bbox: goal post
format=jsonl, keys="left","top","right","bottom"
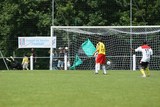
{"left": 50, "top": 26, "right": 160, "bottom": 70}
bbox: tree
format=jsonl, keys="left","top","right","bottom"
{"left": 0, "top": 0, "right": 160, "bottom": 69}
{"left": 0, "top": 0, "right": 52, "bottom": 56}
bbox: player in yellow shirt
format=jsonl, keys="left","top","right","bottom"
{"left": 93, "top": 37, "right": 107, "bottom": 74}
{"left": 22, "top": 54, "right": 29, "bottom": 70}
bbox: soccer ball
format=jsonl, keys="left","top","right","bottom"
{"left": 107, "top": 61, "right": 111, "bottom": 65}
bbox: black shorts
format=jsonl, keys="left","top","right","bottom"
{"left": 140, "top": 62, "right": 149, "bottom": 69}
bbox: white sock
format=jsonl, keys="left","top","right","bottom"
{"left": 102, "top": 65, "right": 107, "bottom": 74}
{"left": 95, "top": 63, "right": 99, "bottom": 73}
{"left": 97, "top": 63, "right": 100, "bottom": 70}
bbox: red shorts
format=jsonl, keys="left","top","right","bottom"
{"left": 96, "top": 54, "right": 106, "bottom": 64}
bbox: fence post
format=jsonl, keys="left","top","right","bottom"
{"left": 64, "top": 54, "right": 67, "bottom": 70}
{"left": 30, "top": 55, "right": 33, "bottom": 70}
{"left": 133, "top": 54, "right": 136, "bottom": 71}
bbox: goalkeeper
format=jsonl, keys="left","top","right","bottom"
{"left": 93, "top": 37, "right": 107, "bottom": 75}
{"left": 133, "top": 41, "right": 153, "bottom": 77}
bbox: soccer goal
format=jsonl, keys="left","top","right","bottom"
{"left": 51, "top": 26, "right": 160, "bottom": 70}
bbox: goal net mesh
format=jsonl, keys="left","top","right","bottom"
{"left": 52, "top": 26, "right": 160, "bottom": 70}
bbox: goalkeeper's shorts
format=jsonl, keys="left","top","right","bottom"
{"left": 96, "top": 54, "right": 106, "bottom": 64}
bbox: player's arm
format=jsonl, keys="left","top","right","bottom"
{"left": 130, "top": 48, "right": 136, "bottom": 54}
{"left": 93, "top": 43, "right": 99, "bottom": 56}
{"left": 131, "top": 47, "right": 141, "bottom": 53}
{"left": 93, "top": 50, "right": 98, "bottom": 57}
{"left": 130, "top": 48, "right": 134, "bottom": 51}
{"left": 131, "top": 47, "right": 141, "bottom": 54}
{"left": 6, "top": 58, "right": 11, "bottom": 62}
{"left": 150, "top": 48, "right": 153, "bottom": 56}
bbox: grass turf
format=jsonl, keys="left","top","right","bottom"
{"left": 0, "top": 70, "right": 160, "bottom": 107}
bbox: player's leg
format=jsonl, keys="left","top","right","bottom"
{"left": 100, "top": 55, "right": 107, "bottom": 75}
{"left": 145, "top": 62, "right": 150, "bottom": 77}
{"left": 140, "top": 69, "right": 146, "bottom": 77}
{"left": 10, "top": 56, "right": 14, "bottom": 61}
{"left": 57, "top": 60, "right": 60, "bottom": 70}
{"left": 95, "top": 63, "right": 100, "bottom": 74}
{"left": 25, "top": 63, "right": 29, "bottom": 70}
{"left": 22, "top": 64, "right": 25, "bottom": 70}
{"left": 95, "top": 54, "right": 100, "bottom": 74}
{"left": 61, "top": 61, "right": 64, "bottom": 70}
{"left": 140, "top": 62, "right": 146, "bottom": 77}
{"left": 52, "top": 61, "right": 56, "bottom": 70}
{"left": 6, "top": 58, "right": 11, "bottom": 62}
{"left": 102, "top": 64, "right": 107, "bottom": 75}
{"left": 145, "top": 67, "right": 150, "bottom": 77}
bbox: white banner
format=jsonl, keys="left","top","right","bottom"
{"left": 18, "top": 37, "right": 56, "bottom": 48}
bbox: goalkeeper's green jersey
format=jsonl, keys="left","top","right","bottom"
{"left": 96, "top": 42, "right": 106, "bottom": 55}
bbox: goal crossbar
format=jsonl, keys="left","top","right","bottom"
{"left": 51, "top": 25, "right": 160, "bottom": 29}
{"left": 51, "top": 26, "right": 160, "bottom": 35}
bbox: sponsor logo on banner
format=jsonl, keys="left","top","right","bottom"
{"left": 18, "top": 37, "right": 56, "bottom": 48}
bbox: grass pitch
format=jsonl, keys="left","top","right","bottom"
{"left": 0, "top": 70, "right": 160, "bottom": 107}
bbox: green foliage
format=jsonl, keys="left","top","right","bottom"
{"left": 0, "top": 0, "right": 160, "bottom": 57}
{"left": 0, "top": 0, "right": 51, "bottom": 56}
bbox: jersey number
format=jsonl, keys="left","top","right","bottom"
{"left": 145, "top": 49, "right": 150, "bottom": 57}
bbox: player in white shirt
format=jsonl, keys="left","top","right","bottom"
{"left": 134, "top": 41, "right": 153, "bottom": 77}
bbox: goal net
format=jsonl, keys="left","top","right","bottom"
{"left": 51, "top": 26, "right": 160, "bottom": 70}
